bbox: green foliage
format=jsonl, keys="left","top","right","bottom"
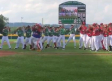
{"left": 0, "top": 14, "right": 9, "bottom": 33}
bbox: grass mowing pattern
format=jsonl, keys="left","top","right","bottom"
{"left": 0, "top": 40, "right": 112, "bottom": 81}
{"left": 0, "top": 55, "right": 112, "bottom": 81}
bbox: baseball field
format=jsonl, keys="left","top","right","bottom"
{"left": 0, "top": 39, "right": 112, "bottom": 81}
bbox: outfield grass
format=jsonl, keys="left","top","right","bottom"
{"left": 0, "top": 40, "right": 112, "bottom": 81}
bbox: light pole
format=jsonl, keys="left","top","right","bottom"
{"left": 42, "top": 18, "right": 44, "bottom": 27}
{"left": 21, "top": 17, "right": 23, "bottom": 27}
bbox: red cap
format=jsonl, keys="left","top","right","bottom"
{"left": 82, "top": 22, "right": 86, "bottom": 25}
{"left": 100, "top": 23, "right": 103, "bottom": 25}
{"left": 109, "top": 23, "right": 112, "bottom": 25}
{"left": 93, "top": 23, "right": 96, "bottom": 26}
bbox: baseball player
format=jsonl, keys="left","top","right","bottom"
{"left": 108, "top": 23, "right": 112, "bottom": 51}
{"left": 30, "top": 25, "right": 42, "bottom": 51}
{"left": 99, "top": 23, "right": 106, "bottom": 50}
{"left": 85, "top": 25, "right": 93, "bottom": 50}
{"left": 57, "top": 25, "right": 66, "bottom": 50}
{"left": 15, "top": 27, "right": 25, "bottom": 49}
{"left": 99, "top": 23, "right": 104, "bottom": 49}
{"left": 42, "top": 26, "right": 49, "bottom": 47}
{"left": 79, "top": 22, "right": 87, "bottom": 49}
{"left": 66, "top": 25, "right": 77, "bottom": 48}
{"left": 24, "top": 26, "right": 32, "bottom": 49}
{"left": 0, "top": 27, "right": 11, "bottom": 49}
{"left": 102, "top": 25, "right": 109, "bottom": 51}
{"left": 91, "top": 23, "right": 100, "bottom": 52}
{"left": 45, "top": 26, "right": 54, "bottom": 48}
{"left": 53, "top": 27, "right": 60, "bottom": 48}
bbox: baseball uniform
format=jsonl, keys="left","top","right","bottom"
{"left": 0, "top": 28, "right": 11, "bottom": 49}
{"left": 91, "top": 27, "right": 100, "bottom": 51}
{"left": 108, "top": 27, "right": 112, "bottom": 51}
{"left": 103, "top": 27, "right": 109, "bottom": 51}
{"left": 45, "top": 28, "right": 54, "bottom": 48}
{"left": 85, "top": 28, "right": 92, "bottom": 49}
{"left": 58, "top": 28, "right": 66, "bottom": 49}
{"left": 42, "top": 28, "right": 49, "bottom": 45}
{"left": 24, "top": 29, "right": 32, "bottom": 46}
{"left": 66, "top": 27, "right": 76, "bottom": 48}
{"left": 79, "top": 25, "right": 87, "bottom": 49}
{"left": 15, "top": 29, "right": 24, "bottom": 49}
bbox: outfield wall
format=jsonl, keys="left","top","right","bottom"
{"left": 0, "top": 34, "right": 80, "bottom": 39}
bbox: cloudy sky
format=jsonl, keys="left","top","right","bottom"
{"left": 0, "top": 0, "right": 112, "bottom": 24}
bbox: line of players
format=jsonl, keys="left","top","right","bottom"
{"left": 0, "top": 23, "right": 112, "bottom": 52}
{"left": 79, "top": 23, "right": 112, "bottom": 52}
{"left": 0, "top": 24, "right": 77, "bottom": 51}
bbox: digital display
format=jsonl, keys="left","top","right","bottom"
{"left": 59, "top": 1, "right": 86, "bottom": 24}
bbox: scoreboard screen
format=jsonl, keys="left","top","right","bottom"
{"left": 59, "top": 1, "right": 86, "bottom": 24}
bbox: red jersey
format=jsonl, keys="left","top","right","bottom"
{"left": 100, "top": 26, "right": 103, "bottom": 34}
{"left": 80, "top": 26, "right": 87, "bottom": 34}
{"left": 108, "top": 27, "right": 112, "bottom": 35}
{"left": 92, "top": 27, "right": 100, "bottom": 36}
{"left": 103, "top": 28, "right": 109, "bottom": 37}
{"left": 86, "top": 29, "right": 92, "bottom": 37}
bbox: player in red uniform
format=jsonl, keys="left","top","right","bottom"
{"left": 91, "top": 23, "right": 100, "bottom": 52}
{"left": 85, "top": 25, "right": 93, "bottom": 50}
{"left": 108, "top": 23, "right": 112, "bottom": 51}
{"left": 79, "top": 22, "right": 87, "bottom": 49}
{"left": 99, "top": 23, "right": 105, "bottom": 50}
{"left": 102, "top": 24, "right": 109, "bottom": 51}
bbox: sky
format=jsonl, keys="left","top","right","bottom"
{"left": 0, "top": 0, "right": 112, "bottom": 24}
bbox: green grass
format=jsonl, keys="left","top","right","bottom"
{"left": 0, "top": 39, "right": 111, "bottom": 54}
{"left": 0, "top": 40, "right": 112, "bottom": 81}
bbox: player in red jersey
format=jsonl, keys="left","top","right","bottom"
{"left": 108, "top": 23, "right": 112, "bottom": 51}
{"left": 102, "top": 24, "right": 109, "bottom": 51}
{"left": 91, "top": 23, "right": 100, "bottom": 52}
{"left": 78, "top": 22, "right": 87, "bottom": 49}
{"left": 85, "top": 25, "right": 93, "bottom": 50}
{"left": 99, "top": 23, "right": 105, "bottom": 50}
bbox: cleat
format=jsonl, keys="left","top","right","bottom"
{"left": 30, "top": 45, "right": 32, "bottom": 50}
{"left": 95, "top": 50, "right": 99, "bottom": 52}
{"left": 32, "top": 48, "right": 35, "bottom": 50}
{"left": 84, "top": 48, "right": 86, "bottom": 50}
{"left": 37, "top": 48, "right": 41, "bottom": 52}
{"left": 15, "top": 47, "right": 19, "bottom": 49}
{"left": 62, "top": 48, "right": 65, "bottom": 50}
{"left": 24, "top": 45, "right": 26, "bottom": 49}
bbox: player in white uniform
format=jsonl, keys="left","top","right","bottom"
{"left": 78, "top": 22, "right": 87, "bottom": 49}
{"left": 45, "top": 27, "right": 54, "bottom": 48}
{"left": 24, "top": 26, "right": 32, "bottom": 49}
{"left": 42, "top": 26, "right": 49, "bottom": 48}
{"left": 57, "top": 25, "right": 66, "bottom": 50}
{"left": 66, "top": 25, "right": 77, "bottom": 48}
{"left": 15, "top": 27, "right": 25, "bottom": 49}
{"left": 0, "top": 27, "right": 11, "bottom": 49}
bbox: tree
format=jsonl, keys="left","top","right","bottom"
{"left": 0, "top": 14, "right": 9, "bottom": 33}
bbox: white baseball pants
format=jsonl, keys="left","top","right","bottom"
{"left": 0, "top": 36, "right": 11, "bottom": 48}
{"left": 66, "top": 34, "right": 76, "bottom": 47}
{"left": 15, "top": 36, "right": 24, "bottom": 49}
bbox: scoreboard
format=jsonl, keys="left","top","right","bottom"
{"left": 59, "top": 1, "right": 86, "bottom": 24}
